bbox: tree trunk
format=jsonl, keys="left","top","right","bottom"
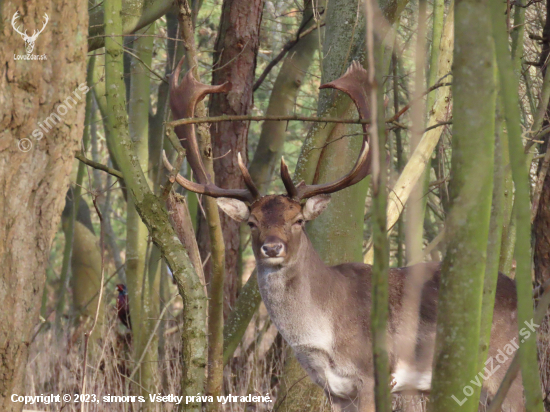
{"left": 175, "top": 1, "right": 227, "bottom": 403}
{"left": 248, "top": 0, "right": 317, "bottom": 194}
{"left": 88, "top": 0, "right": 174, "bottom": 51}
{"left": 429, "top": 0, "right": 496, "bottom": 410}
{"left": 533, "top": 0, "right": 550, "bottom": 285}
{"left": 201, "top": 0, "right": 264, "bottom": 316}
{"left": 0, "top": 1, "right": 88, "bottom": 410}
{"left": 103, "top": 0, "right": 207, "bottom": 408}
{"left": 125, "top": 27, "right": 160, "bottom": 403}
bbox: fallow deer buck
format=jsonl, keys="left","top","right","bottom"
{"left": 165, "top": 58, "right": 523, "bottom": 411}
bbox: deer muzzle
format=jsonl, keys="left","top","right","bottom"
{"left": 260, "top": 236, "right": 286, "bottom": 259}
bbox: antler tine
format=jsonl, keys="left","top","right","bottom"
{"left": 163, "top": 151, "right": 256, "bottom": 202}
{"left": 237, "top": 153, "right": 260, "bottom": 200}
{"left": 168, "top": 57, "right": 259, "bottom": 203}
{"left": 292, "top": 61, "right": 372, "bottom": 200}
{"left": 280, "top": 157, "right": 298, "bottom": 199}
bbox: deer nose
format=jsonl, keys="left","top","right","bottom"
{"left": 261, "top": 242, "right": 284, "bottom": 258}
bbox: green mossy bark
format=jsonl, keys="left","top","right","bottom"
{"left": 126, "top": 29, "right": 160, "bottom": 404}
{"left": 475, "top": 108, "right": 504, "bottom": 403}
{"left": 222, "top": 273, "right": 262, "bottom": 365}
{"left": 369, "top": 18, "right": 391, "bottom": 412}
{"left": 491, "top": 0, "right": 544, "bottom": 409}
{"left": 175, "top": 3, "right": 227, "bottom": 404}
{"left": 89, "top": 0, "right": 174, "bottom": 51}
{"left": 104, "top": 1, "right": 207, "bottom": 409}
{"left": 248, "top": 1, "right": 318, "bottom": 194}
{"left": 429, "top": 0, "right": 496, "bottom": 411}
{"left": 498, "top": 133, "right": 515, "bottom": 275}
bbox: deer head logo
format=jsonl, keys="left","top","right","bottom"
{"left": 11, "top": 11, "right": 49, "bottom": 55}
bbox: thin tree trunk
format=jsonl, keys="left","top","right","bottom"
{"left": 0, "top": 2, "right": 88, "bottom": 410}
{"left": 104, "top": 1, "right": 207, "bottom": 408}
{"left": 429, "top": 0, "right": 496, "bottom": 410}
{"left": 492, "top": 0, "right": 544, "bottom": 409}
{"left": 475, "top": 114, "right": 504, "bottom": 402}
{"left": 499, "top": 133, "right": 515, "bottom": 275}
{"left": 248, "top": 0, "right": 317, "bottom": 194}
{"left": 202, "top": 0, "right": 264, "bottom": 317}
{"left": 533, "top": 0, "right": 550, "bottom": 285}
{"left": 364, "top": 2, "right": 454, "bottom": 264}
{"left": 367, "top": 0, "right": 391, "bottom": 409}
{"left": 175, "top": 1, "right": 227, "bottom": 404}
{"left": 125, "top": 28, "right": 160, "bottom": 403}
{"left": 89, "top": 0, "right": 174, "bottom": 51}
{"left": 56, "top": 57, "right": 96, "bottom": 330}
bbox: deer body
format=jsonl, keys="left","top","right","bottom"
{"left": 166, "top": 59, "right": 524, "bottom": 411}
{"left": 256, "top": 221, "right": 521, "bottom": 411}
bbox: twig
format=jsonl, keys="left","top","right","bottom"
{"left": 75, "top": 151, "right": 124, "bottom": 179}
{"left": 88, "top": 32, "right": 186, "bottom": 44}
{"left": 161, "top": 150, "right": 185, "bottom": 200}
{"left": 168, "top": 114, "right": 373, "bottom": 127}
{"left": 88, "top": 1, "right": 104, "bottom": 12}
{"left": 167, "top": 89, "right": 451, "bottom": 128}
{"left": 424, "top": 120, "right": 452, "bottom": 132}
{"left": 123, "top": 46, "right": 168, "bottom": 84}
{"left": 386, "top": 81, "right": 452, "bottom": 123}
{"left": 253, "top": 21, "right": 325, "bottom": 91}
{"left": 211, "top": 40, "right": 250, "bottom": 73}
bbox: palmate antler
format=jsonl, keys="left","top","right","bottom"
{"left": 165, "top": 57, "right": 260, "bottom": 203}
{"left": 281, "top": 61, "right": 372, "bottom": 200}
{"left": 166, "top": 59, "right": 371, "bottom": 203}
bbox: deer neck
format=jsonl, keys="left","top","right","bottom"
{"left": 255, "top": 231, "right": 333, "bottom": 349}
{"left": 256, "top": 230, "right": 327, "bottom": 289}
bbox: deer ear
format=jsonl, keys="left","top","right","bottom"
{"left": 302, "top": 195, "right": 331, "bottom": 221}
{"left": 216, "top": 198, "right": 250, "bottom": 222}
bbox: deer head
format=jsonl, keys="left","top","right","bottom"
{"left": 12, "top": 11, "right": 49, "bottom": 55}
{"left": 164, "top": 58, "right": 371, "bottom": 267}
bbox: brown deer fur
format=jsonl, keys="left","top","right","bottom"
{"left": 217, "top": 194, "right": 523, "bottom": 412}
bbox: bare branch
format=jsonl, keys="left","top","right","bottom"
{"left": 75, "top": 151, "right": 124, "bottom": 179}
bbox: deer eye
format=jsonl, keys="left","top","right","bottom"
{"left": 247, "top": 221, "right": 257, "bottom": 229}
{"left": 294, "top": 219, "right": 305, "bottom": 226}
